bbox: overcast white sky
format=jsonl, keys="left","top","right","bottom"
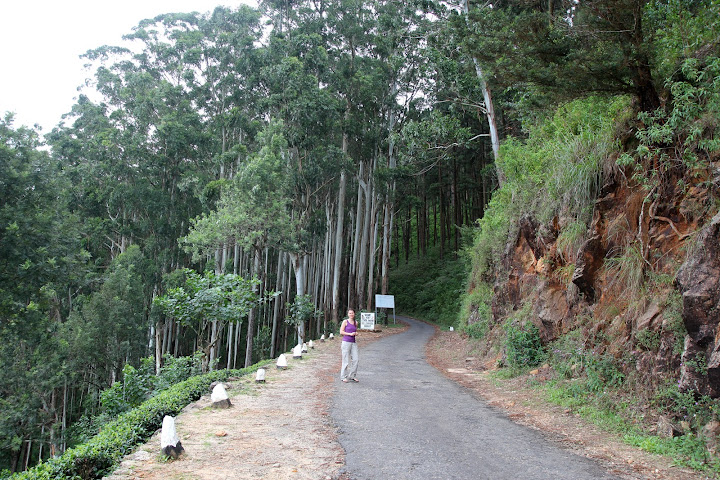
{"left": 0, "top": 1, "right": 256, "bottom": 136}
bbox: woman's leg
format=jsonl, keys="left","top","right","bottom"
{"left": 340, "top": 341, "right": 351, "bottom": 380}
{"left": 348, "top": 342, "right": 359, "bottom": 380}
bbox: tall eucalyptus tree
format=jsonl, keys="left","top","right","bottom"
{"left": 183, "top": 120, "right": 306, "bottom": 358}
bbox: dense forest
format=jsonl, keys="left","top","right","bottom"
{"left": 1, "top": 0, "right": 719, "bottom": 476}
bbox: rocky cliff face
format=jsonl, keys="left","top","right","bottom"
{"left": 676, "top": 212, "right": 720, "bottom": 397}
{"left": 490, "top": 164, "right": 720, "bottom": 397}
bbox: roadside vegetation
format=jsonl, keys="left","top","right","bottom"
{"left": 388, "top": 246, "right": 467, "bottom": 327}
{"left": 7, "top": 360, "right": 269, "bottom": 480}
{"left": 396, "top": 41, "right": 720, "bottom": 474}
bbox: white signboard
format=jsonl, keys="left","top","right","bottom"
{"left": 360, "top": 312, "right": 375, "bottom": 330}
{"left": 375, "top": 295, "right": 395, "bottom": 309}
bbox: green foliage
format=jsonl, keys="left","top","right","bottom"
{"left": 462, "top": 0, "right": 663, "bottom": 113}
{"left": 286, "top": 294, "right": 319, "bottom": 327}
{"left": 464, "top": 320, "right": 489, "bottom": 341}
{"left": 543, "top": 375, "right": 720, "bottom": 476}
{"left": 459, "top": 282, "right": 493, "bottom": 339}
{"left": 66, "top": 352, "right": 209, "bottom": 449}
{"left": 469, "top": 96, "right": 628, "bottom": 284}
{"left": 661, "top": 290, "right": 687, "bottom": 355}
{"left": 154, "top": 352, "right": 205, "bottom": 391}
{"left": 396, "top": 110, "right": 474, "bottom": 174}
{"left": 63, "top": 246, "right": 151, "bottom": 388}
{"left": 625, "top": 52, "right": 720, "bottom": 196}
{"left": 98, "top": 352, "right": 211, "bottom": 420}
{"left": 253, "top": 325, "right": 273, "bottom": 363}
{"left": 635, "top": 329, "right": 661, "bottom": 351}
{"left": 625, "top": 433, "right": 720, "bottom": 474}
{"left": 604, "top": 242, "right": 647, "bottom": 294}
{"left": 654, "top": 382, "right": 719, "bottom": 430}
{"left": 556, "top": 221, "right": 587, "bottom": 263}
{"left": 547, "top": 330, "right": 586, "bottom": 380}
{"left": 547, "top": 329, "right": 625, "bottom": 391}
{"left": 0, "top": 116, "right": 91, "bottom": 471}
{"left": 8, "top": 363, "right": 268, "bottom": 480}
{"left": 503, "top": 305, "right": 545, "bottom": 370}
{"left": 100, "top": 361, "right": 155, "bottom": 418}
{"left": 646, "top": 0, "right": 720, "bottom": 82}
{"left": 388, "top": 245, "right": 467, "bottom": 326}
{"left": 583, "top": 354, "right": 626, "bottom": 393}
{"left": 630, "top": 380, "right": 720, "bottom": 474}
{"left": 155, "top": 268, "right": 260, "bottom": 341}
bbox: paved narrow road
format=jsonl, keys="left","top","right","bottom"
{"left": 331, "top": 316, "right": 621, "bottom": 480}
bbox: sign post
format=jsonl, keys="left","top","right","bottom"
{"left": 360, "top": 312, "right": 375, "bottom": 330}
{"left": 374, "top": 294, "right": 396, "bottom": 324}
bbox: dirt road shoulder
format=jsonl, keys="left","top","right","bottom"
{"left": 105, "top": 326, "right": 405, "bottom": 480}
{"left": 425, "top": 328, "right": 709, "bottom": 480}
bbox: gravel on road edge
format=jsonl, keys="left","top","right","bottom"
{"left": 425, "top": 326, "right": 711, "bottom": 480}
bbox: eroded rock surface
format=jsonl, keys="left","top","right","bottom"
{"left": 676, "top": 212, "right": 720, "bottom": 397}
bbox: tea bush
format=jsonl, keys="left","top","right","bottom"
{"left": 11, "top": 363, "right": 268, "bottom": 480}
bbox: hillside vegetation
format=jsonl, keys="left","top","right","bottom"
{"left": 448, "top": 21, "right": 720, "bottom": 480}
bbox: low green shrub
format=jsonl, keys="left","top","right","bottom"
{"left": 547, "top": 329, "right": 586, "bottom": 379}
{"left": 660, "top": 290, "right": 687, "bottom": 355}
{"left": 543, "top": 378, "right": 720, "bottom": 476}
{"left": 604, "top": 242, "right": 646, "bottom": 296}
{"left": 464, "top": 320, "right": 489, "bottom": 340}
{"left": 155, "top": 352, "right": 206, "bottom": 391}
{"left": 653, "top": 381, "right": 720, "bottom": 432}
{"left": 625, "top": 432, "right": 720, "bottom": 474}
{"left": 10, "top": 363, "right": 269, "bottom": 480}
{"left": 584, "top": 354, "right": 625, "bottom": 392}
{"left": 547, "top": 330, "right": 625, "bottom": 391}
{"left": 100, "top": 360, "right": 155, "bottom": 417}
{"left": 635, "top": 328, "right": 661, "bottom": 351}
{"left": 458, "top": 281, "right": 493, "bottom": 338}
{"left": 556, "top": 221, "right": 586, "bottom": 263}
{"left": 504, "top": 309, "right": 545, "bottom": 370}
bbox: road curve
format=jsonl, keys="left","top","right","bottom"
{"left": 331, "top": 316, "right": 621, "bottom": 480}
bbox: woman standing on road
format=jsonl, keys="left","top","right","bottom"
{"left": 340, "top": 308, "right": 359, "bottom": 383}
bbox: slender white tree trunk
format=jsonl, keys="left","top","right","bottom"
{"left": 350, "top": 162, "right": 364, "bottom": 307}
{"left": 270, "top": 251, "right": 284, "bottom": 357}
{"left": 460, "top": 0, "right": 503, "bottom": 185}
{"left": 244, "top": 245, "right": 262, "bottom": 367}
{"left": 322, "top": 205, "right": 332, "bottom": 331}
{"left": 209, "top": 319, "right": 218, "bottom": 370}
{"left": 62, "top": 379, "right": 68, "bottom": 453}
{"left": 289, "top": 252, "right": 306, "bottom": 345}
{"left": 357, "top": 166, "right": 372, "bottom": 310}
{"left": 381, "top": 200, "right": 394, "bottom": 295}
{"left": 226, "top": 322, "right": 233, "bottom": 369}
{"left": 382, "top": 88, "right": 398, "bottom": 295}
{"left": 173, "top": 322, "right": 180, "bottom": 356}
{"left": 154, "top": 321, "right": 162, "bottom": 374}
{"left": 367, "top": 201, "right": 380, "bottom": 309}
{"left": 233, "top": 320, "right": 242, "bottom": 369}
{"left": 332, "top": 170, "right": 347, "bottom": 322}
